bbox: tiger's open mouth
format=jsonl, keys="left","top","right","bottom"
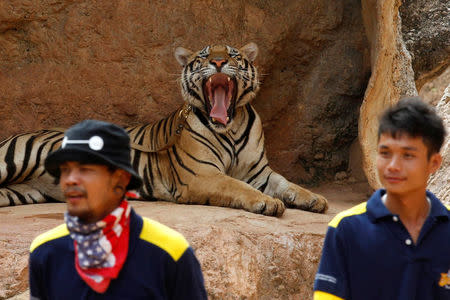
{"left": 203, "top": 73, "right": 236, "bottom": 126}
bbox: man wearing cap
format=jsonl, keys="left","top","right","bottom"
{"left": 29, "top": 120, "right": 207, "bottom": 299}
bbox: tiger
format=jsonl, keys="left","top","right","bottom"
{"left": 0, "top": 42, "right": 328, "bottom": 216}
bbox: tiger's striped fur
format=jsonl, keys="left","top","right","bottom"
{"left": 0, "top": 43, "right": 328, "bottom": 216}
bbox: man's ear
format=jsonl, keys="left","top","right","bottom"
{"left": 114, "top": 169, "right": 131, "bottom": 188}
{"left": 429, "top": 152, "right": 442, "bottom": 174}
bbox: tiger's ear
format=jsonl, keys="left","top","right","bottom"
{"left": 240, "top": 42, "right": 258, "bottom": 63}
{"left": 175, "top": 47, "right": 193, "bottom": 66}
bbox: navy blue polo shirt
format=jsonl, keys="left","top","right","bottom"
{"left": 29, "top": 209, "right": 207, "bottom": 300}
{"left": 313, "top": 189, "right": 450, "bottom": 300}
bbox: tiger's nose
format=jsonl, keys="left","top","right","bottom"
{"left": 211, "top": 58, "right": 228, "bottom": 69}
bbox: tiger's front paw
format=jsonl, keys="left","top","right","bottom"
{"left": 304, "top": 193, "right": 328, "bottom": 213}
{"left": 283, "top": 186, "right": 328, "bottom": 213}
{"left": 248, "top": 196, "right": 285, "bottom": 217}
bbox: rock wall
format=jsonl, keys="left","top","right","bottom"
{"left": 359, "top": 0, "right": 417, "bottom": 189}
{"left": 400, "top": 0, "right": 450, "bottom": 204}
{"left": 358, "top": 0, "right": 449, "bottom": 203}
{"left": 399, "top": 0, "right": 450, "bottom": 90}
{"left": 428, "top": 85, "right": 450, "bottom": 206}
{"left": 0, "top": 0, "right": 370, "bottom": 185}
{"left": 0, "top": 1, "right": 447, "bottom": 191}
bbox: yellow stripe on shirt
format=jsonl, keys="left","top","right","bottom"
{"left": 314, "top": 290, "right": 345, "bottom": 300}
{"left": 328, "top": 202, "right": 367, "bottom": 228}
{"left": 30, "top": 223, "right": 69, "bottom": 253}
{"left": 139, "top": 217, "right": 189, "bottom": 262}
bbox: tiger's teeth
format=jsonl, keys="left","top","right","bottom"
{"left": 227, "top": 77, "right": 230, "bottom": 82}
{"left": 212, "top": 118, "right": 216, "bottom": 122}
{"left": 209, "top": 78, "right": 212, "bottom": 83}
{"left": 226, "top": 117, "right": 229, "bottom": 121}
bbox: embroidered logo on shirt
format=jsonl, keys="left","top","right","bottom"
{"left": 315, "top": 273, "right": 337, "bottom": 284}
{"left": 439, "top": 271, "right": 450, "bottom": 289}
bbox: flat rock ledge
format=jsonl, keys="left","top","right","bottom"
{"left": 0, "top": 184, "right": 363, "bottom": 300}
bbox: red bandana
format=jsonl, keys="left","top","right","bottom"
{"left": 72, "top": 200, "right": 131, "bottom": 293}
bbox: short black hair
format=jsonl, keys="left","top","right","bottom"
{"left": 378, "top": 96, "right": 446, "bottom": 157}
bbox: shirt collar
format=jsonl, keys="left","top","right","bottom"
{"left": 367, "top": 189, "right": 392, "bottom": 222}
{"left": 367, "top": 189, "right": 449, "bottom": 222}
{"left": 426, "top": 190, "right": 449, "bottom": 220}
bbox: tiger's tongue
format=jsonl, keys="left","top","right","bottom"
{"left": 210, "top": 87, "right": 228, "bottom": 125}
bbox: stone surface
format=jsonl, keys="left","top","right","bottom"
{"left": 399, "top": 0, "right": 450, "bottom": 90}
{"left": 0, "top": 183, "right": 369, "bottom": 299}
{"left": 347, "top": 138, "right": 368, "bottom": 183}
{"left": 420, "top": 67, "right": 450, "bottom": 106}
{"left": 0, "top": 0, "right": 370, "bottom": 186}
{"left": 428, "top": 85, "right": 450, "bottom": 206}
{"left": 358, "top": 0, "right": 449, "bottom": 203}
{"left": 359, "top": 0, "right": 418, "bottom": 189}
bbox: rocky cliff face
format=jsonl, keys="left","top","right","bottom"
{"left": 428, "top": 85, "right": 450, "bottom": 206}
{"left": 0, "top": 1, "right": 447, "bottom": 192}
{"left": 358, "top": 0, "right": 418, "bottom": 189}
{"left": 358, "top": 0, "right": 449, "bottom": 202}
{"left": 400, "top": 0, "right": 450, "bottom": 89}
{"left": 400, "top": 0, "right": 450, "bottom": 203}
{"left": 0, "top": 0, "right": 370, "bottom": 185}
